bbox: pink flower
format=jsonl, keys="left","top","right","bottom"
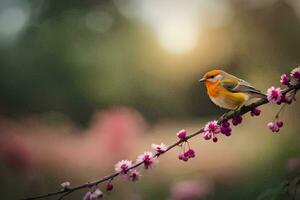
{"left": 83, "top": 187, "right": 103, "bottom": 200}
{"left": 220, "top": 119, "right": 232, "bottom": 136}
{"left": 221, "top": 119, "right": 230, "bottom": 128}
{"left": 267, "top": 86, "right": 282, "bottom": 103}
{"left": 267, "top": 122, "right": 279, "bottom": 132}
{"left": 178, "top": 148, "right": 196, "bottom": 162}
{"left": 114, "top": 160, "right": 133, "bottom": 174}
{"left": 250, "top": 107, "right": 261, "bottom": 117}
{"left": 184, "top": 149, "right": 196, "bottom": 158}
{"left": 60, "top": 181, "right": 70, "bottom": 189}
{"left": 267, "top": 119, "right": 284, "bottom": 133}
{"left": 177, "top": 129, "right": 187, "bottom": 140}
{"left": 291, "top": 66, "right": 300, "bottom": 80}
{"left": 280, "top": 74, "right": 290, "bottom": 86}
{"left": 151, "top": 143, "right": 167, "bottom": 154}
{"left": 127, "top": 169, "right": 141, "bottom": 182}
{"left": 136, "top": 152, "right": 157, "bottom": 169}
{"left": 277, "top": 120, "right": 284, "bottom": 128}
{"left": 170, "top": 180, "right": 214, "bottom": 200}
{"left": 203, "top": 121, "right": 220, "bottom": 142}
{"left": 106, "top": 183, "right": 113, "bottom": 191}
{"left": 220, "top": 127, "right": 231, "bottom": 136}
{"left": 232, "top": 115, "right": 243, "bottom": 126}
{"left": 178, "top": 153, "right": 189, "bottom": 162}
{"left": 280, "top": 94, "right": 293, "bottom": 104}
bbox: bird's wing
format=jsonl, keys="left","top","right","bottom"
{"left": 221, "top": 79, "right": 266, "bottom": 97}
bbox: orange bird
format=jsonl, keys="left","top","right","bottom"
{"left": 199, "top": 70, "right": 266, "bottom": 110}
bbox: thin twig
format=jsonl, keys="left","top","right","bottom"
{"left": 21, "top": 83, "right": 300, "bottom": 200}
{"left": 58, "top": 191, "right": 72, "bottom": 200}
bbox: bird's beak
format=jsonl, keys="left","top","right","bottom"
{"left": 198, "top": 78, "right": 206, "bottom": 82}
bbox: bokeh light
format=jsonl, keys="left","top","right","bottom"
{"left": 0, "top": 3, "right": 30, "bottom": 44}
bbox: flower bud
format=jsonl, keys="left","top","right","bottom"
{"left": 177, "top": 129, "right": 187, "bottom": 140}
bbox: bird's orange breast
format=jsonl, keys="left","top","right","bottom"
{"left": 205, "top": 81, "right": 249, "bottom": 110}
{"left": 205, "top": 81, "right": 221, "bottom": 97}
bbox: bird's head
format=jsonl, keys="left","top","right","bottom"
{"left": 199, "top": 70, "right": 224, "bottom": 85}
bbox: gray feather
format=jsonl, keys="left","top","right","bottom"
{"left": 221, "top": 79, "right": 266, "bottom": 98}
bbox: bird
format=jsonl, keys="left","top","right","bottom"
{"left": 199, "top": 70, "right": 266, "bottom": 110}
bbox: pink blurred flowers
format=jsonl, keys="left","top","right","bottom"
{"left": 83, "top": 187, "right": 103, "bottom": 200}
{"left": 170, "top": 180, "right": 214, "bottom": 200}
{"left": 114, "top": 160, "right": 132, "bottom": 174}
{"left": 250, "top": 107, "right": 261, "bottom": 117}
{"left": 152, "top": 143, "right": 167, "bottom": 154}
{"left": 280, "top": 74, "right": 290, "bottom": 86}
{"left": 291, "top": 66, "right": 300, "bottom": 80}
{"left": 127, "top": 169, "right": 141, "bottom": 182}
{"left": 136, "top": 152, "right": 157, "bottom": 169}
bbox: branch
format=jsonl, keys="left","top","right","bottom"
{"left": 22, "top": 82, "right": 300, "bottom": 200}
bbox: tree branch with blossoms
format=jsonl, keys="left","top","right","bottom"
{"left": 22, "top": 67, "right": 300, "bottom": 200}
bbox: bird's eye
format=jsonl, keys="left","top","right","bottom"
{"left": 210, "top": 75, "right": 215, "bottom": 79}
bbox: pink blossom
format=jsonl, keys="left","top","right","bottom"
{"left": 221, "top": 119, "right": 230, "bottom": 128}
{"left": 186, "top": 149, "right": 196, "bottom": 158}
{"left": 203, "top": 121, "right": 220, "bottom": 142}
{"left": 267, "top": 119, "right": 283, "bottom": 133}
{"left": 60, "top": 181, "right": 70, "bottom": 189}
{"left": 277, "top": 120, "right": 284, "bottom": 128}
{"left": 136, "top": 152, "right": 157, "bottom": 169}
{"left": 220, "top": 126, "right": 232, "bottom": 136}
{"left": 250, "top": 107, "right": 261, "bottom": 117}
{"left": 177, "top": 129, "right": 187, "bottom": 140}
{"left": 83, "top": 187, "right": 103, "bottom": 200}
{"left": 280, "top": 94, "right": 293, "bottom": 104}
{"left": 127, "top": 169, "right": 141, "bottom": 182}
{"left": 170, "top": 180, "right": 214, "bottom": 200}
{"left": 178, "top": 153, "right": 189, "bottom": 162}
{"left": 220, "top": 119, "right": 232, "bottom": 136}
{"left": 267, "top": 86, "right": 282, "bottom": 103}
{"left": 280, "top": 74, "right": 290, "bottom": 86}
{"left": 232, "top": 115, "right": 243, "bottom": 126}
{"left": 106, "top": 183, "right": 113, "bottom": 191}
{"left": 267, "top": 122, "right": 279, "bottom": 132}
{"left": 114, "top": 160, "right": 133, "bottom": 174}
{"left": 291, "top": 66, "right": 300, "bottom": 80}
{"left": 151, "top": 143, "right": 167, "bottom": 154}
{"left": 178, "top": 148, "right": 196, "bottom": 162}
{"left": 183, "top": 149, "right": 196, "bottom": 159}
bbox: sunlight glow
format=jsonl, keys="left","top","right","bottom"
{"left": 114, "top": 0, "right": 233, "bottom": 54}
{"left": 136, "top": 0, "right": 201, "bottom": 54}
{"left": 156, "top": 19, "right": 198, "bottom": 54}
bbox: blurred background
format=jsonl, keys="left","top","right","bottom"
{"left": 0, "top": 0, "right": 300, "bottom": 199}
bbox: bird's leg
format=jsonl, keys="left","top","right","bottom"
{"left": 219, "top": 113, "right": 228, "bottom": 122}
{"left": 219, "top": 105, "right": 246, "bottom": 123}
{"left": 219, "top": 110, "right": 234, "bottom": 123}
{"left": 233, "top": 105, "right": 245, "bottom": 116}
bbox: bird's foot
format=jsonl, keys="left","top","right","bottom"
{"left": 219, "top": 111, "right": 233, "bottom": 123}
{"left": 233, "top": 105, "right": 246, "bottom": 116}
